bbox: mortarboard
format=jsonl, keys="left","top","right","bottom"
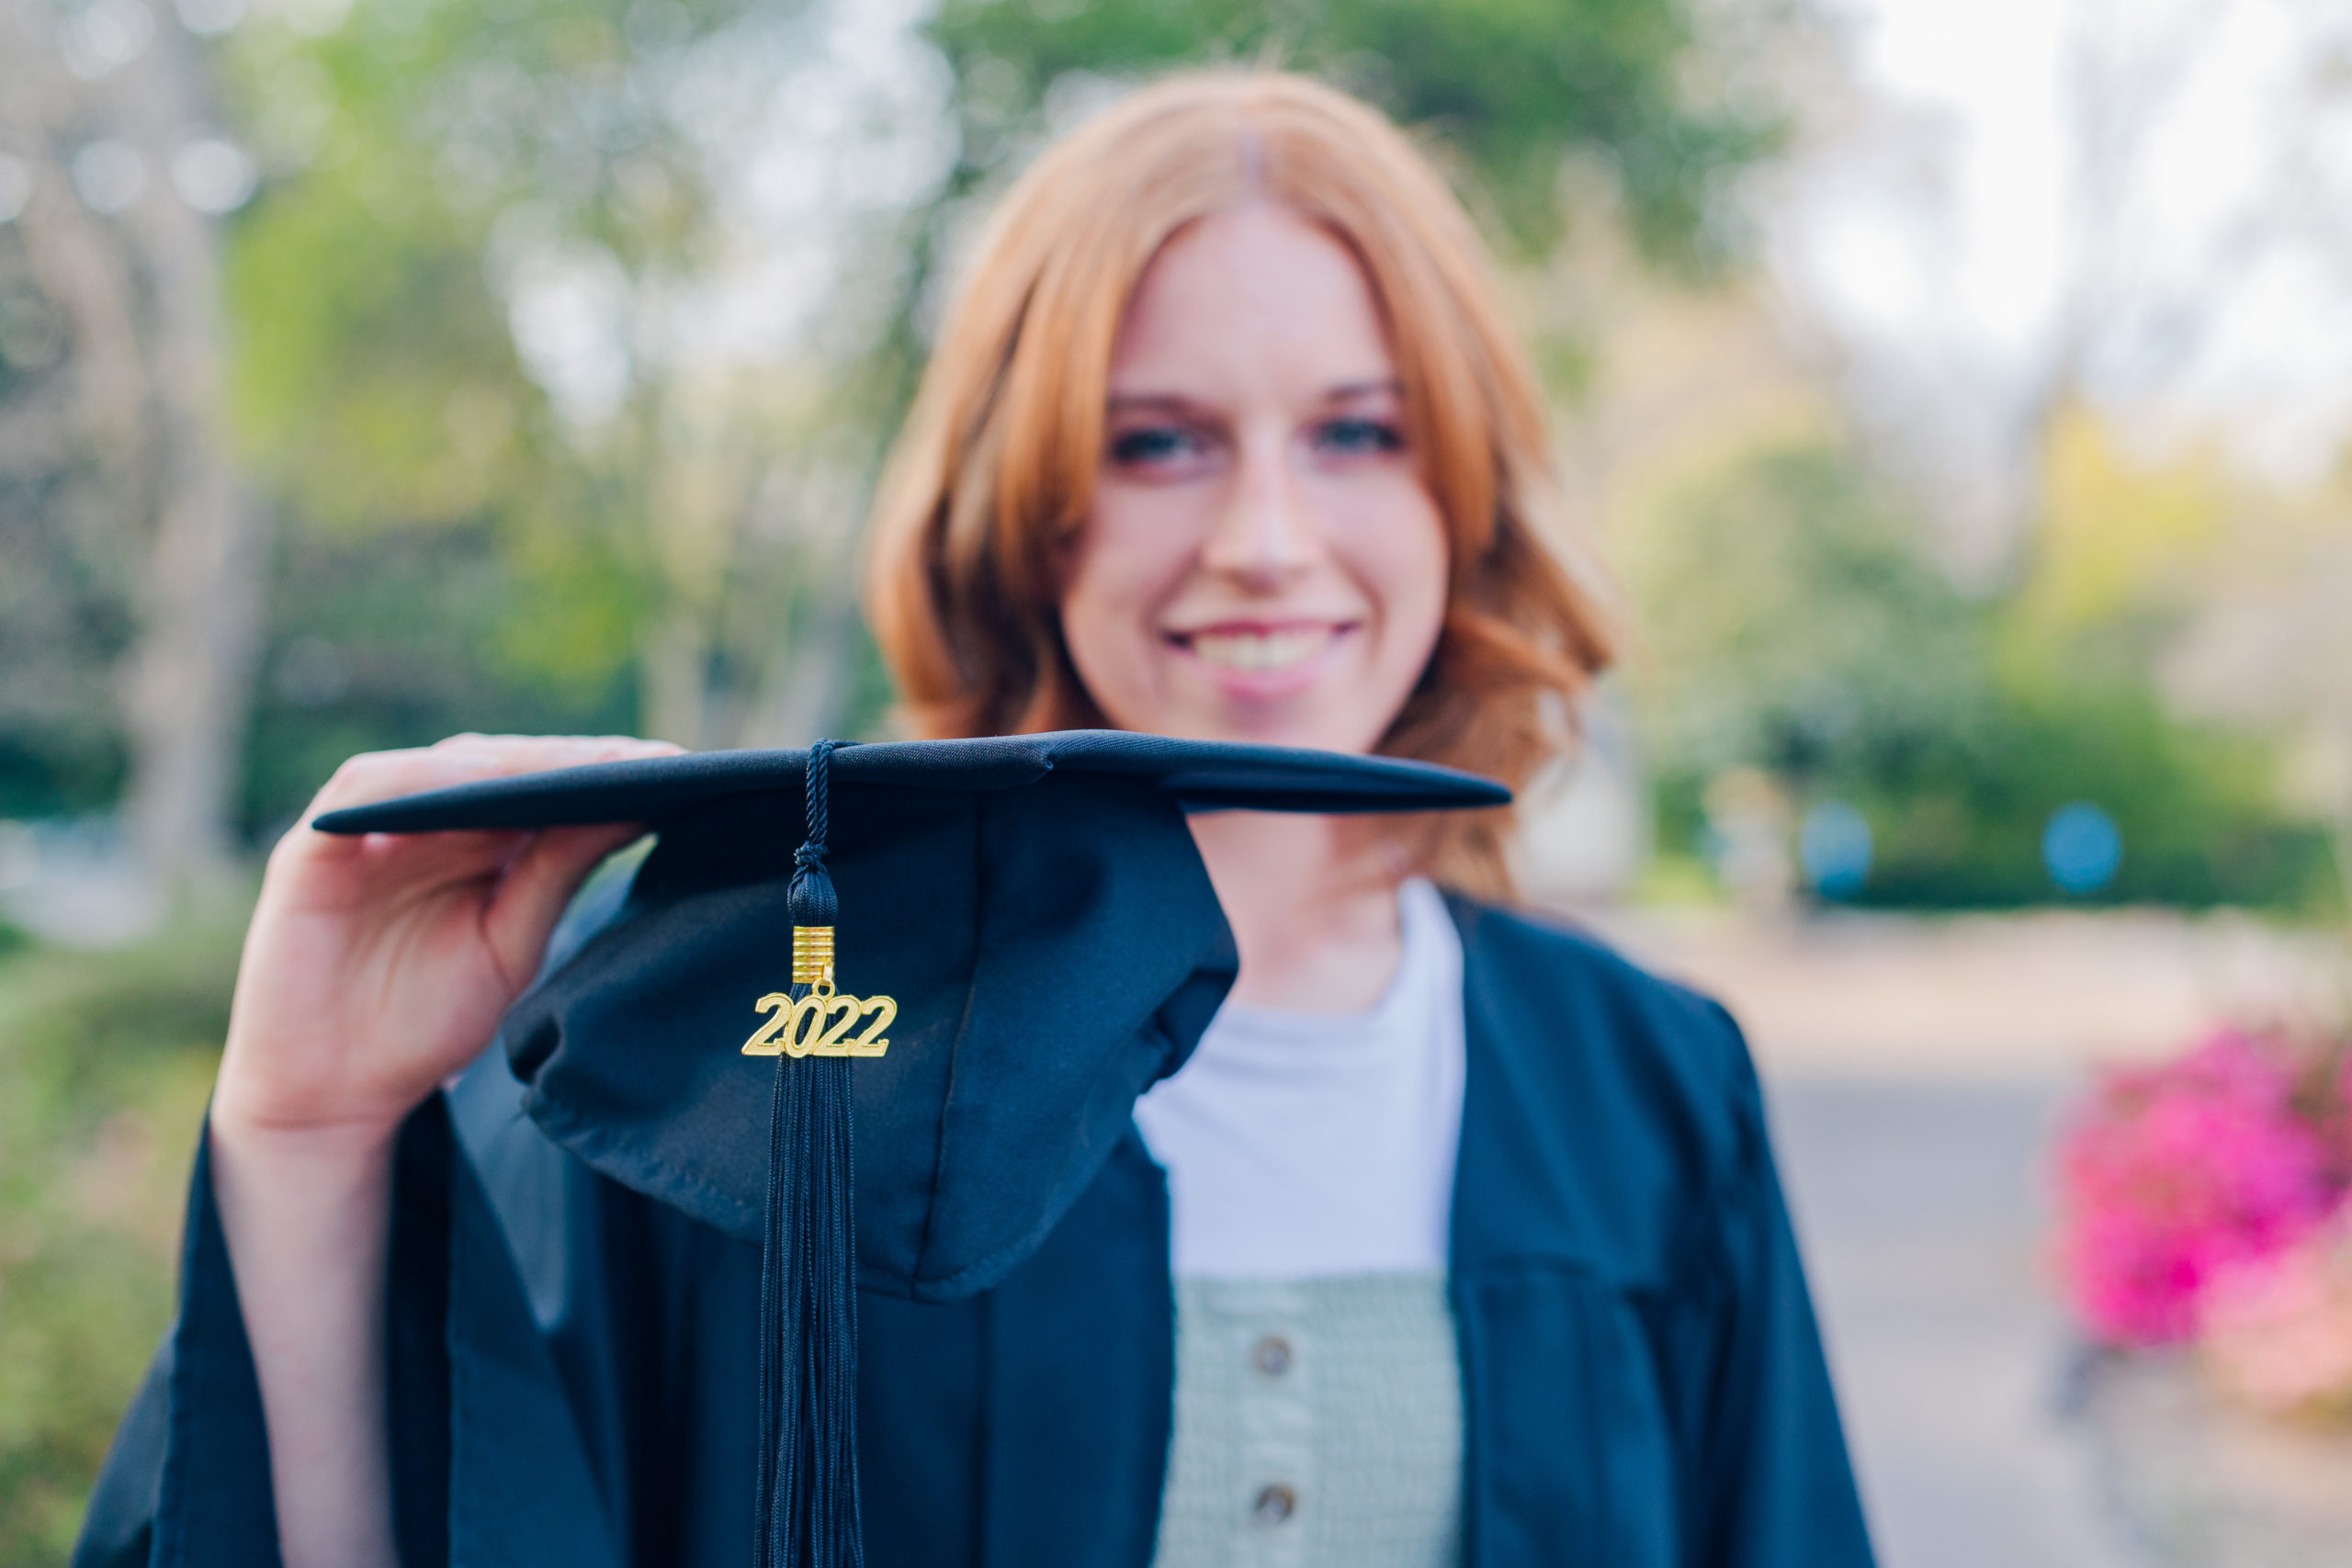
{"left": 317, "top": 729, "right": 1508, "bottom": 1568}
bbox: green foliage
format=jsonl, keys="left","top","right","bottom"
{"left": 1635, "top": 446, "right": 1995, "bottom": 787}
{"left": 193, "top": 0, "right": 1792, "bottom": 808}
{"left": 225, "top": 160, "right": 537, "bottom": 529}
{"left": 1634, "top": 443, "right": 2339, "bottom": 911}
{"left": 930, "top": 0, "right": 1780, "bottom": 265}
{"left": 0, "top": 728, "right": 128, "bottom": 826}
{"left": 242, "top": 520, "right": 639, "bottom": 835}
{"left": 0, "top": 919, "right": 245, "bottom": 1563}
{"left": 6, "top": 0, "right": 1797, "bottom": 822}
{"left": 0, "top": 412, "right": 135, "bottom": 820}
{"left": 211, "top": 0, "right": 939, "bottom": 767}
{"left": 219, "top": 0, "right": 758, "bottom": 527}
{"left": 1842, "top": 674, "right": 2336, "bottom": 910}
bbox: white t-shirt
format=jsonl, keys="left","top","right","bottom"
{"left": 1133, "top": 877, "right": 1467, "bottom": 1280}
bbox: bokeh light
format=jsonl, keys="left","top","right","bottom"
{"left": 1801, "top": 799, "right": 1875, "bottom": 898}
{"left": 2043, "top": 801, "right": 2124, "bottom": 895}
{"left": 68, "top": 141, "right": 146, "bottom": 215}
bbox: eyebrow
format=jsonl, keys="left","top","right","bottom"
{"left": 1104, "top": 378, "right": 1404, "bottom": 414}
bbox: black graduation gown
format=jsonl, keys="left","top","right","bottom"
{"left": 74, "top": 897, "right": 1876, "bottom": 1568}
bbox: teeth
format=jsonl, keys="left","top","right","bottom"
{"left": 1188, "top": 628, "right": 1332, "bottom": 671}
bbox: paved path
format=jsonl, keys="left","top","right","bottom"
{"left": 1768, "top": 1077, "right": 2137, "bottom": 1568}
{"left": 1567, "top": 908, "right": 2349, "bottom": 1568}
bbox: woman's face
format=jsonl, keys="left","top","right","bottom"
{"left": 1057, "top": 203, "right": 1450, "bottom": 755}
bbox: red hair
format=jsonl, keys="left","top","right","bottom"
{"left": 864, "top": 71, "right": 1617, "bottom": 895}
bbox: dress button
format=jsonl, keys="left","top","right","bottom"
{"left": 1251, "top": 1483, "right": 1298, "bottom": 1526}
{"left": 1250, "top": 1334, "right": 1293, "bottom": 1377}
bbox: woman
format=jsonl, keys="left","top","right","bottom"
{"left": 81, "top": 73, "right": 1872, "bottom": 1568}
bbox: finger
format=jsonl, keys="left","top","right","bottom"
{"left": 480, "top": 823, "right": 650, "bottom": 994}
{"left": 277, "top": 738, "right": 677, "bottom": 909}
{"left": 431, "top": 733, "right": 683, "bottom": 764}
{"left": 308, "top": 737, "right": 680, "bottom": 818}
{"left": 266, "top": 748, "right": 469, "bottom": 880}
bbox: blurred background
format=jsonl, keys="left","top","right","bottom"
{"left": 5, "top": 0, "right": 2352, "bottom": 1561}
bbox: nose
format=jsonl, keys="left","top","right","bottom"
{"left": 1200, "top": 427, "right": 1321, "bottom": 584}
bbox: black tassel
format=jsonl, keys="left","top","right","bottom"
{"left": 754, "top": 739, "right": 864, "bottom": 1568}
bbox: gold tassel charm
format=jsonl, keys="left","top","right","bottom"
{"left": 792, "top": 925, "right": 836, "bottom": 991}
{"left": 743, "top": 925, "right": 896, "bottom": 1059}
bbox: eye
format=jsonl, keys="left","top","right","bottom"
{"left": 1108, "top": 424, "right": 1205, "bottom": 466}
{"left": 1314, "top": 416, "right": 1405, "bottom": 456}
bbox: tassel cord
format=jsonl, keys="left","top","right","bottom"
{"left": 753, "top": 740, "right": 864, "bottom": 1568}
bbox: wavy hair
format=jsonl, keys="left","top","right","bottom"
{"left": 863, "top": 70, "right": 1617, "bottom": 895}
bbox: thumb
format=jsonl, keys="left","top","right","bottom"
{"left": 481, "top": 823, "right": 649, "bottom": 994}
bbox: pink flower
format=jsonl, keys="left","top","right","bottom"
{"left": 2055, "top": 1031, "right": 2339, "bottom": 1347}
{"left": 2200, "top": 1206, "right": 2352, "bottom": 1417}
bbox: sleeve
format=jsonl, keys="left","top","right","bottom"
{"left": 70, "top": 1333, "right": 170, "bottom": 1568}
{"left": 70, "top": 1094, "right": 617, "bottom": 1568}
{"left": 1687, "top": 1005, "right": 1875, "bottom": 1568}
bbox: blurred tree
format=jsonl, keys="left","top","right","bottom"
{"left": 2072, "top": 423, "right": 2352, "bottom": 920}
{"left": 5, "top": 0, "right": 1796, "bottom": 863}
{"left": 925, "top": 0, "right": 1781, "bottom": 267}
{"left": 213, "top": 0, "right": 961, "bottom": 771}
{"left": 240, "top": 521, "right": 640, "bottom": 836}
{"left": 0, "top": 0, "right": 266, "bottom": 899}
{"left": 1786, "top": 1, "right": 2352, "bottom": 580}
{"left": 1633, "top": 440, "right": 2337, "bottom": 910}
{"left": 1631, "top": 443, "right": 1993, "bottom": 791}
{"left": 218, "top": 0, "right": 816, "bottom": 757}
{"left": 211, "top": 0, "right": 1791, "bottom": 794}
{"left": 2025, "top": 406, "right": 2229, "bottom": 639}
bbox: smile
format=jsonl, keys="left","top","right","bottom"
{"left": 1167, "top": 622, "right": 1355, "bottom": 676}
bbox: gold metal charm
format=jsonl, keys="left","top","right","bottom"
{"left": 742, "top": 925, "right": 895, "bottom": 1058}
{"left": 791, "top": 925, "right": 834, "bottom": 988}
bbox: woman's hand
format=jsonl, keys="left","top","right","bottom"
{"left": 207, "top": 732, "right": 675, "bottom": 1568}
{"left": 212, "top": 732, "right": 677, "bottom": 1153}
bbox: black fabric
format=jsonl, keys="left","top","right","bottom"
{"left": 316, "top": 733, "right": 1500, "bottom": 1307}
{"left": 138, "top": 729, "right": 1498, "bottom": 1568}
{"left": 1442, "top": 897, "right": 1872, "bottom": 1566}
{"left": 440, "top": 1083, "right": 630, "bottom": 1566}
{"left": 494, "top": 768, "right": 1238, "bottom": 1303}
{"left": 77, "top": 896, "right": 1875, "bottom": 1568}
{"left": 386, "top": 1106, "right": 454, "bottom": 1568}
{"left": 311, "top": 730, "right": 1509, "bottom": 836}
{"left": 149, "top": 1126, "right": 280, "bottom": 1567}
{"left": 72, "top": 1343, "right": 166, "bottom": 1568}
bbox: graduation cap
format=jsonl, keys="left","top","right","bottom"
{"left": 315, "top": 729, "right": 1508, "bottom": 1568}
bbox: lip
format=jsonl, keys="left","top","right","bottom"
{"left": 1160, "top": 618, "right": 1360, "bottom": 700}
